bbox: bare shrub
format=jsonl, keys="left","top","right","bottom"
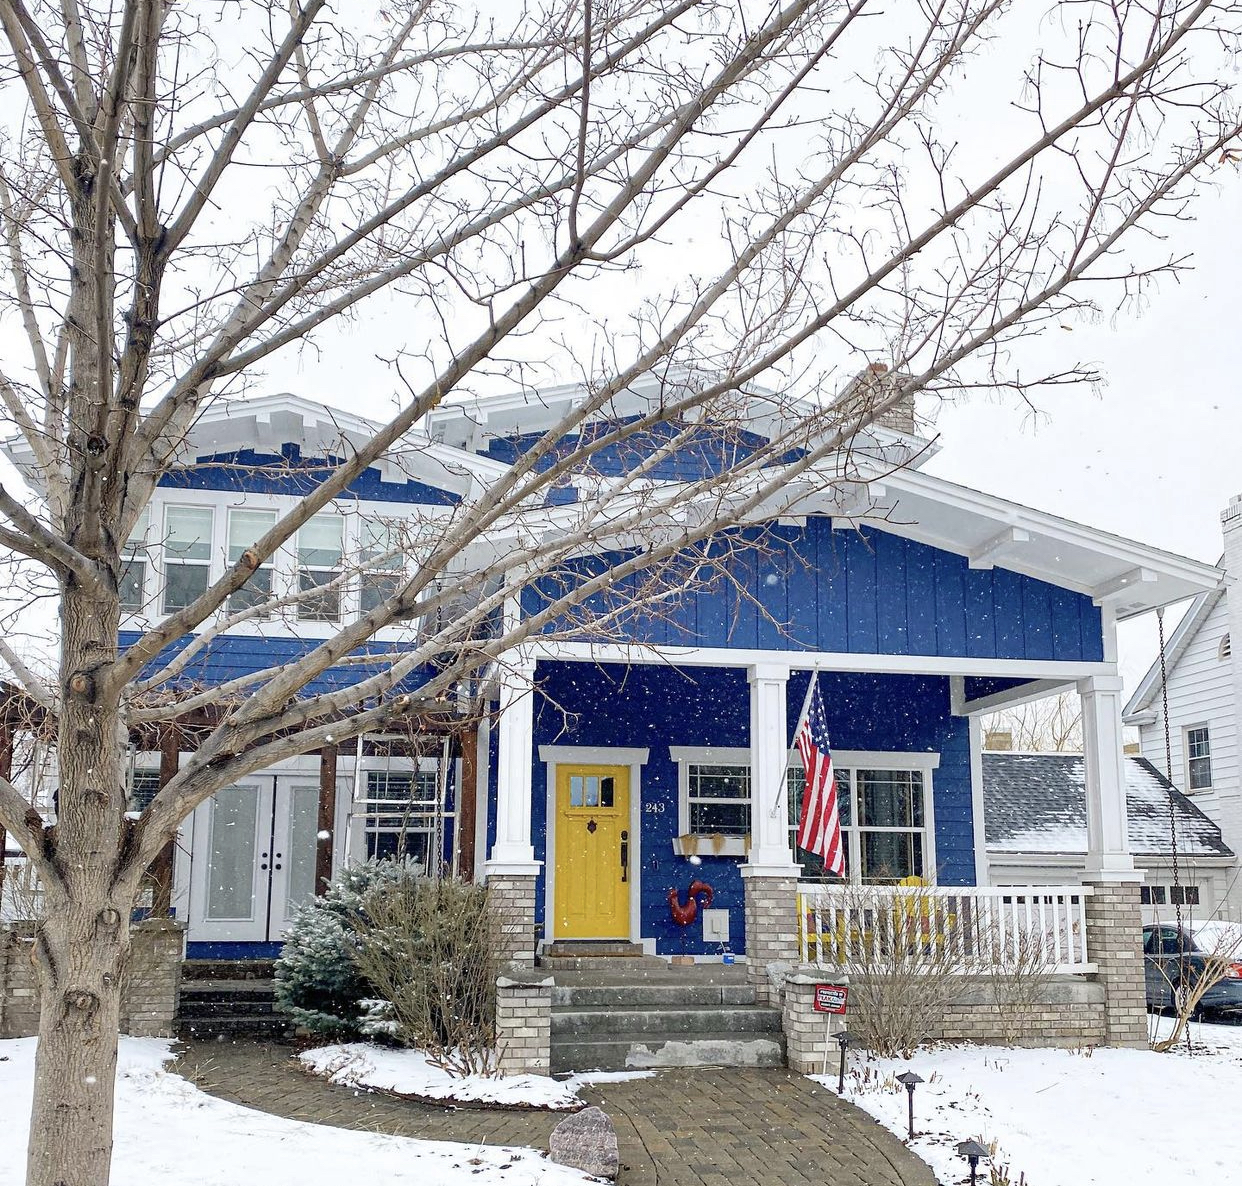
{"left": 820, "top": 882, "right": 959, "bottom": 1058}
{"left": 978, "top": 916, "right": 1056, "bottom": 1046}
{"left": 352, "top": 874, "right": 496, "bottom": 1076}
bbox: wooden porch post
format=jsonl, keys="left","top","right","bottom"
{"left": 149, "top": 726, "right": 179, "bottom": 917}
{"left": 457, "top": 725, "right": 478, "bottom": 881}
{"left": 316, "top": 745, "right": 338, "bottom": 892}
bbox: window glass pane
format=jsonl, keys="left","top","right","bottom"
{"left": 299, "top": 515, "right": 343, "bottom": 567}
{"left": 361, "top": 520, "right": 402, "bottom": 569}
{"left": 860, "top": 830, "right": 922, "bottom": 882}
{"left": 119, "top": 559, "right": 146, "bottom": 611}
{"left": 228, "top": 567, "right": 273, "bottom": 614}
{"left": 361, "top": 769, "right": 442, "bottom": 873}
{"left": 128, "top": 768, "right": 161, "bottom": 811}
{"left": 298, "top": 569, "right": 340, "bottom": 621}
{"left": 690, "top": 800, "right": 750, "bottom": 835}
{"left": 206, "top": 784, "right": 258, "bottom": 920}
{"left": 165, "top": 507, "right": 213, "bottom": 560}
{"left": 584, "top": 775, "right": 599, "bottom": 807}
{"left": 601, "top": 776, "right": 615, "bottom": 808}
{"left": 858, "top": 769, "right": 921, "bottom": 828}
{"left": 361, "top": 571, "right": 401, "bottom": 614}
{"left": 228, "top": 509, "right": 276, "bottom": 562}
{"left": 125, "top": 508, "right": 150, "bottom": 550}
{"left": 570, "top": 775, "right": 584, "bottom": 808}
{"left": 163, "top": 561, "right": 209, "bottom": 612}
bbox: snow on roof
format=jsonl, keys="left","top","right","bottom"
{"left": 983, "top": 752, "right": 1232, "bottom": 858}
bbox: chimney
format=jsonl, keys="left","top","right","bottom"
{"left": 983, "top": 728, "right": 1014, "bottom": 751}
{"left": 833, "top": 363, "right": 918, "bottom": 436}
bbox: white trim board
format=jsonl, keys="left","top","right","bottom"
{"left": 529, "top": 640, "right": 1116, "bottom": 680}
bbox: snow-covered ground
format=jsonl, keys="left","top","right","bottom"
{"left": 300, "top": 1042, "right": 653, "bottom": 1110}
{"left": 814, "top": 1020, "right": 1242, "bottom": 1185}
{"left": 0, "top": 1037, "right": 593, "bottom": 1186}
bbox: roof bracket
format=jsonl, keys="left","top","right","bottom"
{"left": 968, "top": 526, "right": 1031, "bottom": 570}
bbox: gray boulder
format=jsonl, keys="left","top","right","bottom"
{"left": 549, "top": 1105, "right": 619, "bottom": 1180}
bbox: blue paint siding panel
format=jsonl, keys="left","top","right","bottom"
{"left": 118, "top": 630, "right": 431, "bottom": 697}
{"left": 513, "top": 662, "right": 976, "bottom": 957}
{"left": 159, "top": 443, "right": 460, "bottom": 505}
{"left": 527, "top": 518, "right": 1105, "bottom": 663}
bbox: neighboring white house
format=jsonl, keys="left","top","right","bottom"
{"left": 1123, "top": 492, "right": 1242, "bottom": 914}
{"left": 982, "top": 752, "right": 1236, "bottom": 922}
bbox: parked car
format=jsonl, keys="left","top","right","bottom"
{"left": 1143, "top": 921, "right": 1242, "bottom": 1018}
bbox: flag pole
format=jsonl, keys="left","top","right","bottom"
{"left": 767, "top": 669, "right": 819, "bottom": 819}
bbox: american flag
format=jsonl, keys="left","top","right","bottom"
{"left": 794, "top": 674, "right": 845, "bottom": 876}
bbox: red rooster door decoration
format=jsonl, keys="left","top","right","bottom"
{"left": 668, "top": 880, "right": 714, "bottom": 927}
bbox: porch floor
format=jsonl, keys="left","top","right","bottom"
{"left": 175, "top": 1040, "right": 935, "bottom": 1186}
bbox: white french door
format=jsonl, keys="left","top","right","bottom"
{"left": 188, "top": 776, "right": 321, "bottom": 943}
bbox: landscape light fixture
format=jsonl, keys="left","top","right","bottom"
{"left": 956, "top": 1139, "right": 990, "bottom": 1186}
{"left": 895, "top": 1071, "right": 923, "bottom": 1140}
{"left": 833, "top": 1029, "right": 854, "bottom": 1094}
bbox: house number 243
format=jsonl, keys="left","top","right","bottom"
{"left": 643, "top": 802, "right": 666, "bottom": 814}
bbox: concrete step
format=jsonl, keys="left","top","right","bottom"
{"left": 550, "top": 1032, "right": 786, "bottom": 1074}
{"left": 540, "top": 955, "right": 668, "bottom": 972}
{"left": 553, "top": 981, "right": 756, "bottom": 1008}
{"left": 179, "top": 998, "right": 280, "bottom": 1019}
{"left": 182, "top": 959, "right": 277, "bottom": 982}
{"left": 178, "top": 1014, "right": 296, "bottom": 1041}
{"left": 542, "top": 941, "right": 646, "bottom": 959}
{"left": 551, "top": 1005, "right": 781, "bottom": 1038}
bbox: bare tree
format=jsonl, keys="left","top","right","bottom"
{"left": 0, "top": 2, "right": 1237, "bottom": 1184}
{"left": 983, "top": 691, "right": 1084, "bottom": 752}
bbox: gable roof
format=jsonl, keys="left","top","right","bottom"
{"left": 983, "top": 752, "right": 1233, "bottom": 858}
{"left": 1123, "top": 561, "right": 1227, "bottom": 720}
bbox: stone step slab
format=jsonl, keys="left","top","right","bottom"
{"left": 550, "top": 1032, "right": 786, "bottom": 1074}
{"left": 552, "top": 982, "right": 756, "bottom": 1008}
{"left": 551, "top": 1005, "right": 781, "bottom": 1037}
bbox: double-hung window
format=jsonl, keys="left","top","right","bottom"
{"left": 360, "top": 767, "right": 446, "bottom": 871}
{"left": 227, "top": 509, "right": 277, "bottom": 616}
{"left": 298, "top": 514, "right": 343, "bottom": 622}
{"left": 119, "top": 509, "right": 150, "bottom": 612}
{"left": 163, "top": 506, "right": 213, "bottom": 613}
{"left": 359, "top": 519, "right": 404, "bottom": 616}
{"left": 671, "top": 747, "right": 752, "bottom": 856}
{"left": 1185, "top": 725, "right": 1212, "bottom": 791}
{"left": 788, "top": 755, "right": 935, "bottom": 883}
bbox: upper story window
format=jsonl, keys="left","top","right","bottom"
{"left": 1185, "top": 725, "right": 1212, "bottom": 791}
{"left": 162, "top": 506, "right": 213, "bottom": 613}
{"left": 359, "top": 519, "right": 404, "bottom": 615}
{"left": 119, "top": 509, "right": 149, "bottom": 612}
{"left": 227, "top": 509, "right": 277, "bottom": 616}
{"left": 298, "top": 514, "right": 343, "bottom": 622}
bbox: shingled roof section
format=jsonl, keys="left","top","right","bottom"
{"left": 982, "top": 752, "right": 1233, "bottom": 858}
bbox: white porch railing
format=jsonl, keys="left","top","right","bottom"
{"left": 798, "top": 883, "right": 1096, "bottom": 976}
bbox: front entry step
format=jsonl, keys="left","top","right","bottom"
{"left": 177, "top": 962, "right": 295, "bottom": 1041}
{"left": 540, "top": 940, "right": 653, "bottom": 972}
{"left": 549, "top": 964, "right": 784, "bottom": 1073}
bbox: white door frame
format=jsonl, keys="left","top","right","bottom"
{"left": 538, "top": 745, "right": 649, "bottom": 949}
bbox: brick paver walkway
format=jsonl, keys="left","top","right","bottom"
{"left": 175, "top": 1040, "right": 935, "bottom": 1186}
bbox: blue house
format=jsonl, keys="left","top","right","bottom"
{"left": 53, "top": 382, "right": 1215, "bottom": 1002}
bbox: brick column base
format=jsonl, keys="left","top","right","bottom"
{"left": 741, "top": 870, "right": 799, "bottom": 1006}
{"left": 121, "top": 918, "right": 186, "bottom": 1038}
{"left": 1084, "top": 880, "right": 1147, "bottom": 1048}
{"left": 783, "top": 967, "right": 848, "bottom": 1075}
{"left": 488, "top": 873, "right": 538, "bottom": 970}
{"left": 496, "top": 971, "right": 552, "bottom": 1075}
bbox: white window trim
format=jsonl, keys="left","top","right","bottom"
{"left": 1182, "top": 723, "right": 1213, "bottom": 793}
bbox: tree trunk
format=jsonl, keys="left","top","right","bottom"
{"left": 26, "top": 579, "right": 130, "bottom": 1186}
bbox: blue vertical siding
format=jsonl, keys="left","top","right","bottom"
{"left": 505, "top": 661, "right": 975, "bottom": 956}
{"left": 523, "top": 517, "right": 1105, "bottom": 663}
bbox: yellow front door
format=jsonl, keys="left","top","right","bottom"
{"left": 553, "top": 764, "right": 630, "bottom": 940}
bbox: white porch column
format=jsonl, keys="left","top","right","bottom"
{"left": 742, "top": 662, "right": 799, "bottom": 1004}
{"left": 1079, "top": 673, "right": 1137, "bottom": 881}
{"left": 488, "top": 657, "right": 538, "bottom": 869}
{"left": 486, "top": 657, "right": 541, "bottom": 968}
{"left": 1079, "top": 671, "right": 1146, "bottom": 1046}
{"left": 745, "top": 662, "right": 798, "bottom": 872}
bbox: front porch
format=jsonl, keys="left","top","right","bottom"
{"left": 481, "top": 646, "right": 1146, "bottom": 1041}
